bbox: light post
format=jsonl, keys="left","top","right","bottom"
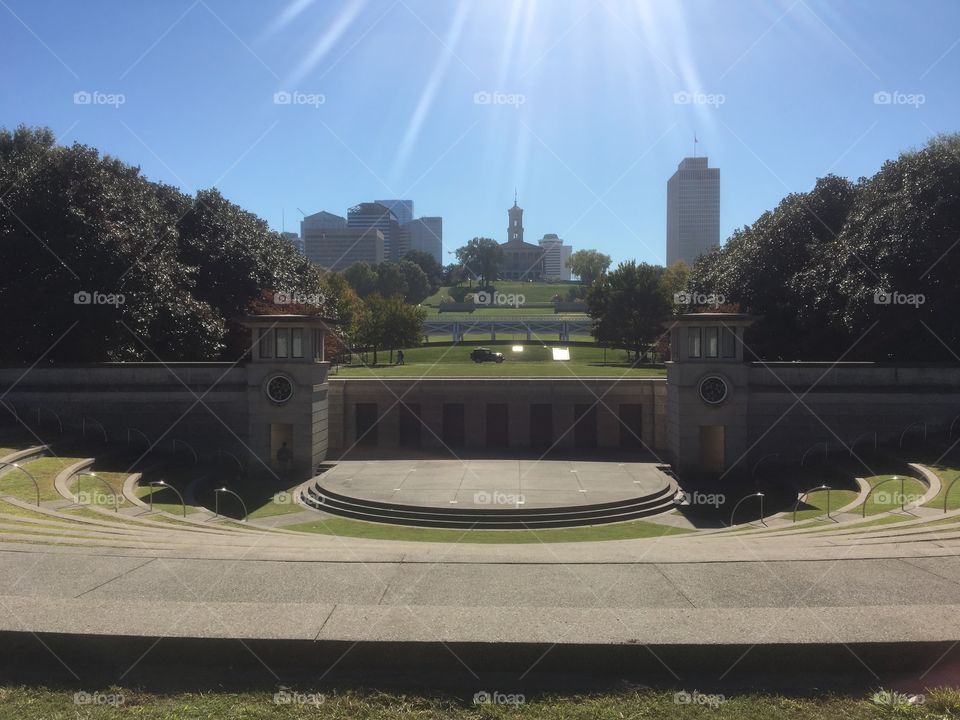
{"left": 214, "top": 488, "right": 248, "bottom": 522}
{"left": 75, "top": 471, "right": 119, "bottom": 512}
{"left": 148, "top": 480, "right": 187, "bottom": 517}
{"left": 0, "top": 461, "right": 41, "bottom": 506}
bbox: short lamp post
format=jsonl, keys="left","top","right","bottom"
{"left": 0, "top": 461, "right": 41, "bottom": 506}
{"left": 214, "top": 488, "right": 248, "bottom": 522}
{"left": 148, "top": 480, "right": 187, "bottom": 517}
{"left": 75, "top": 471, "right": 119, "bottom": 512}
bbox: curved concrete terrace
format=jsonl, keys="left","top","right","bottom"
{"left": 4, "top": 452, "right": 960, "bottom": 687}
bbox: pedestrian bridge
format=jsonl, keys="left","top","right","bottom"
{"left": 422, "top": 316, "right": 593, "bottom": 342}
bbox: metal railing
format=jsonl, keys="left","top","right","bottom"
{"left": 792, "top": 485, "right": 836, "bottom": 523}
{"left": 0, "top": 462, "right": 41, "bottom": 506}
{"left": 147, "top": 480, "right": 187, "bottom": 517}
{"left": 74, "top": 471, "right": 119, "bottom": 512}
{"left": 729, "top": 492, "right": 766, "bottom": 528}
{"left": 214, "top": 487, "right": 248, "bottom": 522}
{"left": 862, "top": 475, "right": 916, "bottom": 518}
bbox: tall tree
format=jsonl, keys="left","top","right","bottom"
{"left": 587, "top": 261, "right": 671, "bottom": 360}
{"left": 376, "top": 262, "right": 408, "bottom": 299}
{"left": 397, "top": 260, "right": 431, "bottom": 304}
{"left": 402, "top": 249, "right": 443, "bottom": 291}
{"left": 567, "top": 249, "right": 612, "bottom": 287}
{"left": 343, "top": 261, "right": 378, "bottom": 298}
{"left": 455, "top": 237, "right": 502, "bottom": 288}
{"left": 0, "top": 125, "right": 346, "bottom": 363}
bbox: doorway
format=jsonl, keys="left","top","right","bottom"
{"left": 699, "top": 425, "right": 725, "bottom": 473}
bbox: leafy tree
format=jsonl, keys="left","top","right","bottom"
{"left": 0, "top": 125, "right": 345, "bottom": 363}
{"left": 403, "top": 249, "right": 443, "bottom": 291}
{"left": 354, "top": 294, "right": 425, "bottom": 365}
{"left": 376, "top": 262, "right": 408, "bottom": 298}
{"left": 342, "top": 261, "right": 378, "bottom": 298}
{"left": 567, "top": 249, "right": 612, "bottom": 287}
{"left": 689, "top": 134, "right": 960, "bottom": 360}
{"left": 587, "top": 261, "right": 671, "bottom": 360}
{"left": 397, "top": 260, "right": 431, "bottom": 303}
{"left": 662, "top": 260, "right": 691, "bottom": 311}
{"left": 455, "top": 237, "right": 502, "bottom": 287}
{"left": 443, "top": 263, "right": 467, "bottom": 287}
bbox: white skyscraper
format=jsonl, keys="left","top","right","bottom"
{"left": 666, "top": 157, "right": 720, "bottom": 267}
{"left": 538, "top": 234, "right": 572, "bottom": 281}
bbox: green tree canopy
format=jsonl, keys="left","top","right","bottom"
{"left": 402, "top": 249, "right": 443, "bottom": 291}
{"left": 567, "top": 249, "right": 612, "bottom": 287}
{"left": 587, "top": 261, "right": 671, "bottom": 360}
{"left": 455, "top": 237, "right": 502, "bottom": 287}
{"left": 689, "top": 134, "right": 960, "bottom": 361}
{"left": 0, "top": 126, "right": 336, "bottom": 363}
{"left": 343, "top": 261, "right": 379, "bottom": 298}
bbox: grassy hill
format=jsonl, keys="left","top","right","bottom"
{"left": 424, "top": 280, "right": 582, "bottom": 306}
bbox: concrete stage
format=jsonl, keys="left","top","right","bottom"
{"left": 314, "top": 459, "right": 671, "bottom": 509}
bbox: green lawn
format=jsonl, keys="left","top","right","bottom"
{"left": 282, "top": 515, "right": 690, "bottom": 542}
{"left": 422, "top": 307, "right": 587, "bottom": 318}
{"left": 857, "top": 474, "right": 928, "bottom": 516}
{"left": 333, "top": 344, "right": 665, "bottom": 378}
{"left": 0, "top": 686, "right": 956, "bottom": 719}
{"left": 135, "top": 485, "right": 201, "bottom": 516}
{"left": 790, "top": 488, "right": 858, "bottom": 521}
{"left": 133, "top": 462, "right": 303, "bottom": 520}
{"left": 0, "top": 456, "right": 87, "bottom": 503}
{"left": 424, "top": 280, "right": 582, "bottom": 305}
{"left": 923, "top": 462, "right": 960, "bottom": 511}
{"left": 67, "top": 471, "right": 130, "bottom": 510}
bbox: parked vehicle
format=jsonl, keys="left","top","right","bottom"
{"left": 470, "top": 347, "right": 504, "bottom": 363}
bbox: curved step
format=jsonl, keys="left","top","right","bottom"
{"left": 300, "top": 483, "right": 675, "bottom": 529}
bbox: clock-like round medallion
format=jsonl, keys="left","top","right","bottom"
{"left": 265, "top": 374, "right": 294, "bottom": 404}
{"left": 699, "top": 375, "right": 728, "bottom": 405}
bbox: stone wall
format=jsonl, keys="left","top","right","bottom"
{"left": 0, "top": 364, "right": 249, "bottom": 452}
{"left": 327, "top": 378, "right": 668, "bottom": 455}
{"left": 743, "top": 363, "right": 960, "bottom": 461}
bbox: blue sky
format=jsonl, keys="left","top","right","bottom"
{"left": 2, "top": 0, "right": 958, "bottom": 266}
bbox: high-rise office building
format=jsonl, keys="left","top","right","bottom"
{"left": 374, "top": 199, "right": 414, "bottom": 226}
{"left": 538, "top": 234, "right": 572, "bottom": 281}
{"left": 402, "top": 217, "right": 442, "bottom": 264}
{"left": 302, "top": 227, "right": 385, "bottom": 271}
{"left": 348, "top": 202, "right": 401, "bottom": 261}
{"left": 666, "top": 157, "right": 720, "bottom": 267}
{"left": 301, "top": 210, "right": 347, "bottom": 233}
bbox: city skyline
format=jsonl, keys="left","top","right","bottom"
{"left": 2, "top": 1, "right": 957, "bottom": 267}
